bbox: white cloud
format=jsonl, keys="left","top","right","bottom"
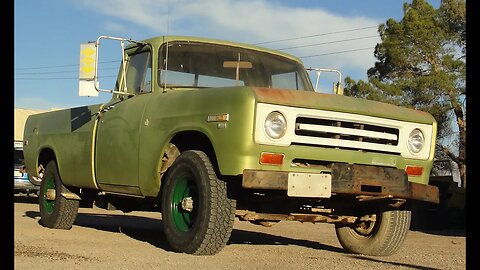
{"left": 78, "top": 0, "right": 167, "bottom": 28}
{"left": 103, "top": 21, "right": 134, "bottom": 35}
{"left": 77, "top": 0, "right": 382, "bottom": 81}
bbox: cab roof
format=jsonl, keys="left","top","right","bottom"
{"left": 129, "top": 35, "right": 304, "bottom": 65}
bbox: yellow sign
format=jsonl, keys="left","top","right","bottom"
{"left": 79, "top": 43, "right": 96, "bottom": 80}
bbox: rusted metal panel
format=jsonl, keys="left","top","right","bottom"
{"left": 242, "top": 169, "right": 288, "bottom": 190}
{"left": 410, "top": 182, "right": 440, "bottom": 204}
{"left": 242, "top": 164, "right": 439, "bottom": 203}
{"left": 331, "top": 164, "right": 409, "bottom": 195}
{"left": 235, "top": 210, "right": 358, "bottom": 224}
{"left": 330, "top": 164, "right": 439, "bottom": 204}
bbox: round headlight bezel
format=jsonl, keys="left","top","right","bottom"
{"left": 264, "top": 111, "right": 287, "bottom": 139}
{"left": 407, "top": 128, "right": 425, "bottom": 154}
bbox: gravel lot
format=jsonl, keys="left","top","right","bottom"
{"left": 14, "top": 195, "right": 466, "bottom": 270}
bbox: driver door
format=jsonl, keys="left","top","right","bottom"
{"left": 94, "top": 49, "right": 152, "bottom": 195}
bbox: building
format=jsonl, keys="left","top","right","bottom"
{"left": 14, "top": 108, "right": 50, "bottom": 144}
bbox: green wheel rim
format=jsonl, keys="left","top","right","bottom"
{"left": 170, "top": 176, "right": 198, "bottom": 232}
{"left": 43, "top": 175, "right": 56, "bottom": 214}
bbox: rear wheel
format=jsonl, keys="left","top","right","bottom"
{"left": 335, "top": 209, "right": 411, "bottom": 256}
{"left": 161, "top": 150, "right": 236, "bottom": 255}
{"left": 39, "top": 160, "right": 79, "bottom": 229}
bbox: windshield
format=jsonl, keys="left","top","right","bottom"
{"left": 158, "top": 42, "right": 313, "bottom": 91}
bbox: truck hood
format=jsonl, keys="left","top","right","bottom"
{"left": 252, "top": 87, "right": 435, "bottom": 125}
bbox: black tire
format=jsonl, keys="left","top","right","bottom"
{"left": 335, "top": 209, "right": 411, "bottom": 256}
{"left": 161, "top": 150, "right": 236, "bottom": 255}
{"left": 39, "top": 160, "right": 79, "bottom": 229}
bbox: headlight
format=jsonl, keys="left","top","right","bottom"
{"left": 407, "top": 129, "right": 424, "bottom": 154}
{"left": 264, "top": 111, "right": 287, "bottom": 139}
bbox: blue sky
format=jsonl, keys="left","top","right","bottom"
{"left": 14, "top": 0, "right": 441, "bottom": 110}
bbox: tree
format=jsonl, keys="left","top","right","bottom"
{"left": 344, "top": 0, "right": 466, "bottom": 187}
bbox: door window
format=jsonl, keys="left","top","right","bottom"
{"left": 126, "top": 51, "right": 152, "bottom": 94}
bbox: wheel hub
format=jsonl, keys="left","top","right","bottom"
{"left": 46, "top": 188, "right": 56, "bottom": 200}
{"left": 180, "top": 197, "right": 194, "bottom": 212}
{"left": 354, "top": 214, "right": 376, "bottom": 235}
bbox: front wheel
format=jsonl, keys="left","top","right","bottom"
{"left": 335, "top": 209, "right": 411, "bottom": 256}
{"left": 39, "top": 160, "right": 79, "bottom": 229}
{"left": 161, "top": 150, "right": 236, "bottom": 255}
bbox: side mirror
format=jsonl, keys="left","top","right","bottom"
{"left": 306, "top": 68, "right": 343, "bottom": 95}
{"left": 78, "top": 36, "right": 148, "bottom": 97}
{"left": 79, "top": 43, "right": 99, "bottom": 97}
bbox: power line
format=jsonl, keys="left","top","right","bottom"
{"left": 14, "top": 60, "right": 120, "bottom": 71}
{"left": 14, "top": 63, "right": 80, "bottom": 70}
{"left": 15, "top": 47, "right": 377, "bottom": 80}
{"left": 14, "top": 77, "right": 81, "bottom": 80}
{"left": 15, "top": 27, "right": 379, "bottom": 71}
{"left": 299, "top": 47, "right": 375, "bottom": 58}
{"left": 276, "top": 35, "right": 378, "bottom": 51}
{"left": 14, "top": 75, "right": 118, "bottom": 81}
{"left": 253, "top": 26, "right": 378, "bottom": 45}
{"left": 14, "top": 26, "right": 378, "bottom": 70}
{"left": 14, "top": 67, "right": 119, "bottom": 75}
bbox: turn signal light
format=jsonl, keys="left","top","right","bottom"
{"left": 405, "top": 165, "right": 423, "bottom": 176}
{"left": 259, "top": 152, "right": 284, "bottom": 166}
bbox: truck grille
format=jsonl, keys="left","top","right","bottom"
{"left": 293, "top": 116, "right": 400, "bottom": 153}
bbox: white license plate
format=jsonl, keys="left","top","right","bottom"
{"left": 287, "top": 173, "right": 331, "bottom": 198}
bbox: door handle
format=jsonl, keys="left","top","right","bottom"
{"left": 96, "top": 105, "right": 115, "bottom": 118}
{"left": 102, "top": 105, "right": 115, "bottom": 112}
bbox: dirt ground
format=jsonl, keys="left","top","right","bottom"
{"left": 13, "top": 195, "right": 466, "bottom": 270}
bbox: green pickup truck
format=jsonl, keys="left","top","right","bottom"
{"left": 23, "top": 35, "right": 439, "bottom": 256}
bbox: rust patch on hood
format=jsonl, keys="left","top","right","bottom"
{"left": 252, "top": 87, "right": 435, "bottom": 124}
